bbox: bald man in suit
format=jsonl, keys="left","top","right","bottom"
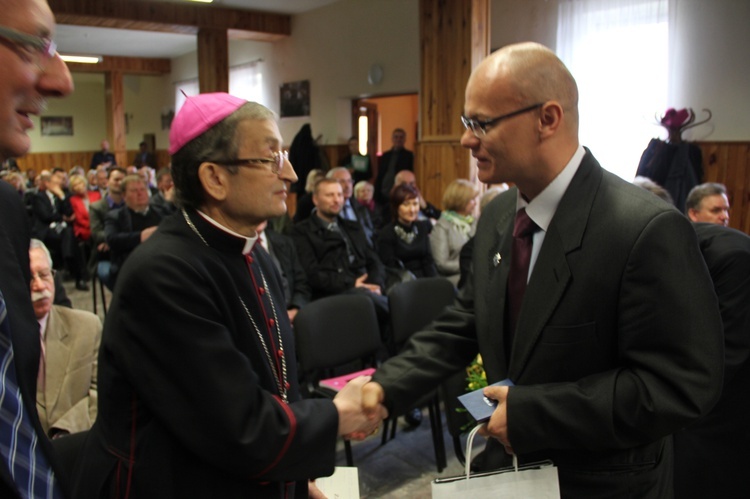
{"left": 363, "top": 42, "right": 723, "bottom": 498}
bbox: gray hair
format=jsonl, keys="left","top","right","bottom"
{"left": 685, "top": 182, "right": 727, "bottom": 213}
{"left": 29, "top": 239, "right": 53, "bottom": 267}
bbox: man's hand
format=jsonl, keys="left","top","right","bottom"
{"left": 140, "top": 226, "right": 158, "bottom": 242}
{"left": 480, "top": 385, "right": 513, "bottom": 454}
{"left": 164, "top": 184, "right": 175, "bottom": 202}
{"left": 354, "top": 274, "right": 382, "bottom": 295}
{"left": 287, "top": 308, "right": 299, "bottom": 322}
{"left": 97, "top": 242, "right": 110, "bottom": 252}
{"left": 333, "top": 376, "right": 387, "bottom": 439}
{"left": 308, "top": 479, "right": 327, "bottom": 499}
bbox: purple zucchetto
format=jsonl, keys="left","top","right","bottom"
{"left": 168, "top": 92, "right": 247, "bottom": 155}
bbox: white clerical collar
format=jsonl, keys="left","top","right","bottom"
{"left": 517, "top": 145, "right": 586, "bottom": 232}
{"left": 195, "top": 209, "right": 258, "bottom": 255}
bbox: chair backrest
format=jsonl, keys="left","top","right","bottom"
{"left": 388, "top": 277, "right": 457, "bottom": 347}
{"left": 293, "top": 294, "right": 381, "bottom": 372}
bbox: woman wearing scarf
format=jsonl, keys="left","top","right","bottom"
{"left": 430, "top": 179, "right": 478, "bottom": 285}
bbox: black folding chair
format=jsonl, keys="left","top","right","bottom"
{"left": 293, "top": 294, "right": 382, "bottom": 465}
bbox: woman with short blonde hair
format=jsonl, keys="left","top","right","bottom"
{"left": 430, "top": 179, "right": 479, "bottom": 284}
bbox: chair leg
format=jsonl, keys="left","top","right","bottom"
{"left": 427, "top": 395, "right": 447, "bottom": 472}
{"left": 344, "top": 439, "right": 354, "bottom": 466}
{"left": 99, "top": 276, "right": 108, "bottom": 315}
{"left": 91, "top": 275, "right": 98, "bottom": 315}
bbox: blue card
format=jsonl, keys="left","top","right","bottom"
{"left": 457, "top": 378, "right": 515, "bottom": 423}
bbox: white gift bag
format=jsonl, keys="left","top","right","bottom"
{"left": 432, "top": 426, "right": 560, "bottom": 499}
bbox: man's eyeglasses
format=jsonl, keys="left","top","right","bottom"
{"left": 461, "top": 103, "right": 544, "bottom": 138}
{"left": 215, "top": 150, "right": 289, "bottom": 175}
{"left": 31, "top": 269, "right": 57, "bottom": 283}
{"left": 0, "top": 25, "right": 57, "bottom": 70}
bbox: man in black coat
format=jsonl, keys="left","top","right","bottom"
{"left": 374, "top": 127, "right": 414, "bottom": 205}
{"left": 0, "top": 1, "right": 74, "bottom": 496}
{"left": 673, "top": 223, "right": 750, "bottom": 499}
{"left": 72, "top": 94, "right": 383, "bottom": 499}
{"left": 291, "top": 178, "right": 390, "bottom": 341}
{"left": 104, "top": 175, "right": 167, "bottom": 287}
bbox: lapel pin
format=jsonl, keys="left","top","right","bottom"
{"left": 492, "top": 253, "right": 502, "bottom": 267}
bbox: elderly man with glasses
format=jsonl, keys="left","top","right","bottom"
{"left": 71, "top": 93, "right": 384, "bottom": 499}
{"left": 0, "top": 1, "right": 73, "bottom": 498}
{"left": 364, "top": 42, "right": 723, "bottom": 498}
{"left": 28, "top": 239, "right": 100, "bottom": 440}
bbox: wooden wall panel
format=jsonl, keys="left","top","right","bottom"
{"left": 49, "top": 0, "right": 291, "bottom": 40}
{"left": 697, "top": 141, "right": 750, "bottom": 234}
{"left": 16, "top": 150, "right": 170, "bottom": 172}
{"left": 198, "top": 29, "right": 229, "bottom": 94}
{"left": 420, "top": 0, "right": 487, "bottom": 141}
{"left": 415, "top": 142, "right": 473, "bottom": 207}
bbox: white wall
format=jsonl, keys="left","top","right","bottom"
{"left": 668, "top": 0, "right": 750, "bottom": 141}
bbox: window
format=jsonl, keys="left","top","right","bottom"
{"left": 557, "top": 0, "right": 669, "bottom": 179}
{"left": 229, "top": 59, "right": 264, "bottom": 105}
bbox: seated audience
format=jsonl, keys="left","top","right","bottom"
{"left": 68, "top": 174, "right": 97, "bottom": 244}
{"left": 685, "top": 182, "right": 730, "bottom": 226}
{"left": 31, "top": 170, "right": 88, "bottom": 290}
{"left": 378, "top": 183, "right": 436, "bottom": 278}
{"left": 105, "top": 175, "right": 168, "bottom": 287}
{"left": 2, "top": 171, "right": 26, "bottom": 197}
{"left": 430, "top": 179, "right": 478, "bottom": 285}
{"left": 30, "top": 239, "right": 101, "bottom": 438}
{"left": 393, "top": 169, "right": 441, "bottom": 223}
{"left": 89, "top": 167, "right": 126, "bottom": 284}
{"left": 355, "top": 180, "right": 382, "bottom": 230}
{"left": 327, "top": 167, "right": 375, "bottom": 247}
{"left": 149, "top": 167, "right": 176, "bottom": 214}
{"left": 293, "top": 168, "right": 325, "bottom": 223}
{"left": 291, "top": 178, "right": 389, "bottom": 339}
{"left": 257, "top": 221, "right": 311, "bottom": 322}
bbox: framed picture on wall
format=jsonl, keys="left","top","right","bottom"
{"left": 40, "top": 116, "right": 74, "bottom": 136}
{"left": 280, "top": 80, "right": 310, "bottom": 117}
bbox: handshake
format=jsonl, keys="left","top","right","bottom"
{"left": 332, "top": 376, "right": 389, "bottom": 440}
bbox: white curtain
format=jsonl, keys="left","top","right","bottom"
{"left": 229, "top": 59, "right": 265, "bottom": 105}
{"left": 556, "top": 0, "right": 669, "bottom": 180}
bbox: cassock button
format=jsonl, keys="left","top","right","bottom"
{"left": 259, "top": 287, "right": 265, "bottom": 295}
{"left": 277, "top": 349, "right": 284, "bottom": 358}
{"left": 269, "top": 318, "right": 275, "bottom": 327}
{"left": 285, "top": 382, "right": 291, "bottom": 390}
{"left": 247, "top": 256, "right": 254, "bottom": 264}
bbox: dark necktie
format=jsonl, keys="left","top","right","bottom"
{"left": 0, "top": 290, "right": 62, "bottom": 499}
{"left": 507, "top": 208, "right": 539, "bottom": 337}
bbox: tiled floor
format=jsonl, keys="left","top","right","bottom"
{"left": 66, "top": 280, "right": 475, "bottom": 497}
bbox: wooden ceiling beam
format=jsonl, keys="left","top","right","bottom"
{"left": 65, "top": 56, "right": 171, "bottom": 75}
{"left": 49, "top": 0, "right": 291, "bottom": 41}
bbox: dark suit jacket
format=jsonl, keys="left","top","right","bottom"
{"left": 133, "top": 152, "right": 157, "bottom": 169}
{"left": 266, "top": 230, "right": 311, "bottom": 311}
{"left": 0, "top": 182, "right": 69, "bottom": 498}
{"left": 104, "top": 205, "right": 167, "bottom": 282}
{"left": 673, "top": 223, "right": 750, "bottom": 499}
{"left": 291, "top": 215, "right": 385, "bottom": 299}
{"left": 374, "top": 148, "right": 414, "bottom": 204}
{"left": 30, "top": 189, "right": 70, "bottom": 241}
{"left": 373, "top": 152, "right": 723, "bottom": 498}
{"left": 72, "top": 210, "right": 338, "bottom": 498}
